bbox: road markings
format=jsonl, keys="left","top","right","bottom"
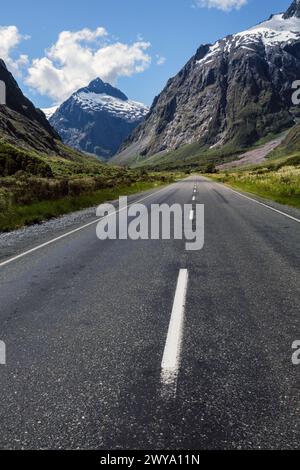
{"left": 189, "top": 210, "right": 194, "bottom": 221}
{"left": 0, "top": 183, "right": 179, "bottom": 268}
{"left": 161, "top": 269, "right": 189, "bottom": 394}
{"left": 201, "top": 175, "right": 300, "bottom": 224}
{"left": 192, "top": 196, "right": 196, "bottom": 201}
{"left": 228, "top": 188, "right": 300, "bottom": 224}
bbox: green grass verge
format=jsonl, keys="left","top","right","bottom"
{"left": 0, "top": 181, "right": 167, "bottom": 232}
{"left": 208, "top": 165, "right": 300, "bottom": 209}
{"left": 0, "top": 138, "right": 181, "bottom": 232}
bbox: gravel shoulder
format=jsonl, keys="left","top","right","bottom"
{"left": 0, "top": 186, "right": 165, "bottom": 263}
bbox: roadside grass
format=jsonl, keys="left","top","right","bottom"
{"left": 208, "top": 164, "right": 300, "bottom": 209}
{"left": 0, "top": 138, "right": 183, "bottom": 232}
{"left": 0, "top": 180, "right": 171, "bottom": 232}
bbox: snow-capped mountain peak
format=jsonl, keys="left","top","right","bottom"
{"left": 196, "top": 3, "right": 300, "bottom": 68}
{"left": 236, "top": 13, "right": 300, "bottom": 47}
{"left": 48, "top": 78, "right": 149, "bottom": 159}
{"left": 77, "top": 77, "right": 128, "bottom": 101}
{"left": 71, "top": 78, "right": 149, "bottom": 123}
{"left": 73, "top": 91, "right": 149, "bottom": 123}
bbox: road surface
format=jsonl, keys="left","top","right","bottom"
{"left": 0, "top": 176, "right": 299, "bottom": 450}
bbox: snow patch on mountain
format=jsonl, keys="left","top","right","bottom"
{"left": 237, "top": 14, "right": 300, "bottom": 45}
{"left": 74, "top": 92, "right": 149, "bottom": 122}
{"left": 49, "top": 78, "right": 149, "bottom": 158}
{"left": 42, "top": 106, "right": 59, "bottom": 120}
{"left": 197, "top": 13, "right": 300, "bottom": 67}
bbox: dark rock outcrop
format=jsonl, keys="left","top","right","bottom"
{"left": 0, "top": 60, "right": 68, "bottom": 156}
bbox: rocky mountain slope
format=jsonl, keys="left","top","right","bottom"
{"left": 270, "top": 121, "right": 300, "bottom": 158}
{"left": 217, "top": 134, "right": 287, "bottom": 170}
{"left": 0, "top": 59, "right": 77, "bottom": 158}
{"left": 48, "top": 78, "right": 149, "bottom": 159}
{"left": 115, "top": 0, "right": 300, "bottom": 165}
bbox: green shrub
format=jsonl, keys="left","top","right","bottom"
{"left": 0, "top": 142, "right": 53, "bottom": 177}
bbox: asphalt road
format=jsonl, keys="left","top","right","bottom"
{"left": 0, "top": 176, "right": 299, "bottom": 450}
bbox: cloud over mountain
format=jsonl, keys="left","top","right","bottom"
{"left": 25, "top": 27, "right": 151, "bottom": 103}
{"left": 0, "top": 25, "right": 29, "bottom": 76}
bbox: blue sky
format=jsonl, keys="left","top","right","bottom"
{"left": 0, "top": 0, "right": 293, "bottom": 108}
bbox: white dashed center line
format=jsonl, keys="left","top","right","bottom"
{"left": 189, "top": 210, "right": 194, "bottom": 221}
{"left": 161, "top": 269, "right": 189, "bottom": 394}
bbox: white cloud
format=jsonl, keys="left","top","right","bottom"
{"left": 25, "top": 27, "right": 151, "bottom": 103}
{"left": 0, "top": 26, "right": 29, "bottom": 75}
{"left": 193, "top": 0, "right": 247, "bottom": 11}
{"left": 156, "top": 55, "right": 166, "bottom": 65}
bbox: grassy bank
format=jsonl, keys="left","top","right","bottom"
{"left": 208, "top": 164, "right": 300, "bottom": 209}
{"left": 0, "top": 140, "right": 179, "bottom": 232}
{"left": 0, "top": 180, "right": 171, "bottom": 232}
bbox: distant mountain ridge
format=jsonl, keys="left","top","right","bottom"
{"left": 48, "top": 78, "right": 149, "bottom": 159}
{"left": 115, "top": 0, "right": 300, "bottom": 166}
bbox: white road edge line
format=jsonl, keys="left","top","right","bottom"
{"left": 189, "top": 210, "right": 194, "bottom": 221}
{"left": 0, "top": 182, "right": 178, "bottom": 268}
{"left": 202, "top": 175, "right": 300, "bottom": 224}
{"left": 227, "top": 187, "right": 300, "bottom": 224}
{"left": 161, "top": 269, "right": 189, "bottom": 388}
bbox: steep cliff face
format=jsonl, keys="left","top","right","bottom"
{"left": 284, "top": 0, "right": 300, "bottom": 19}
{"left": 49, "top": 78, "right": 149, "bottom": 159}
{"left": 116, "top": 1, "right": 300, "bottom": 164}
{"left": 0, "top": 59, "right": 68, "bottom": 156}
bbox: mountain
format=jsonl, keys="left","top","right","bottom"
{"left": 0, "top": 59, "right": 73, "bottom": 157}
{"left": 48, "top": 78, "right": 149, "bottom": 159}
{"left": 115, "top": 0, "right": 300, "bottom": 166}
{"left": 284, "top": 0, "right": 300, "bottom": 18}
{"left": 42, "top": 106, "right": 59, "bottom": 120}
{"left": 270, "top": 121, "right": 300, "bottom": 158}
